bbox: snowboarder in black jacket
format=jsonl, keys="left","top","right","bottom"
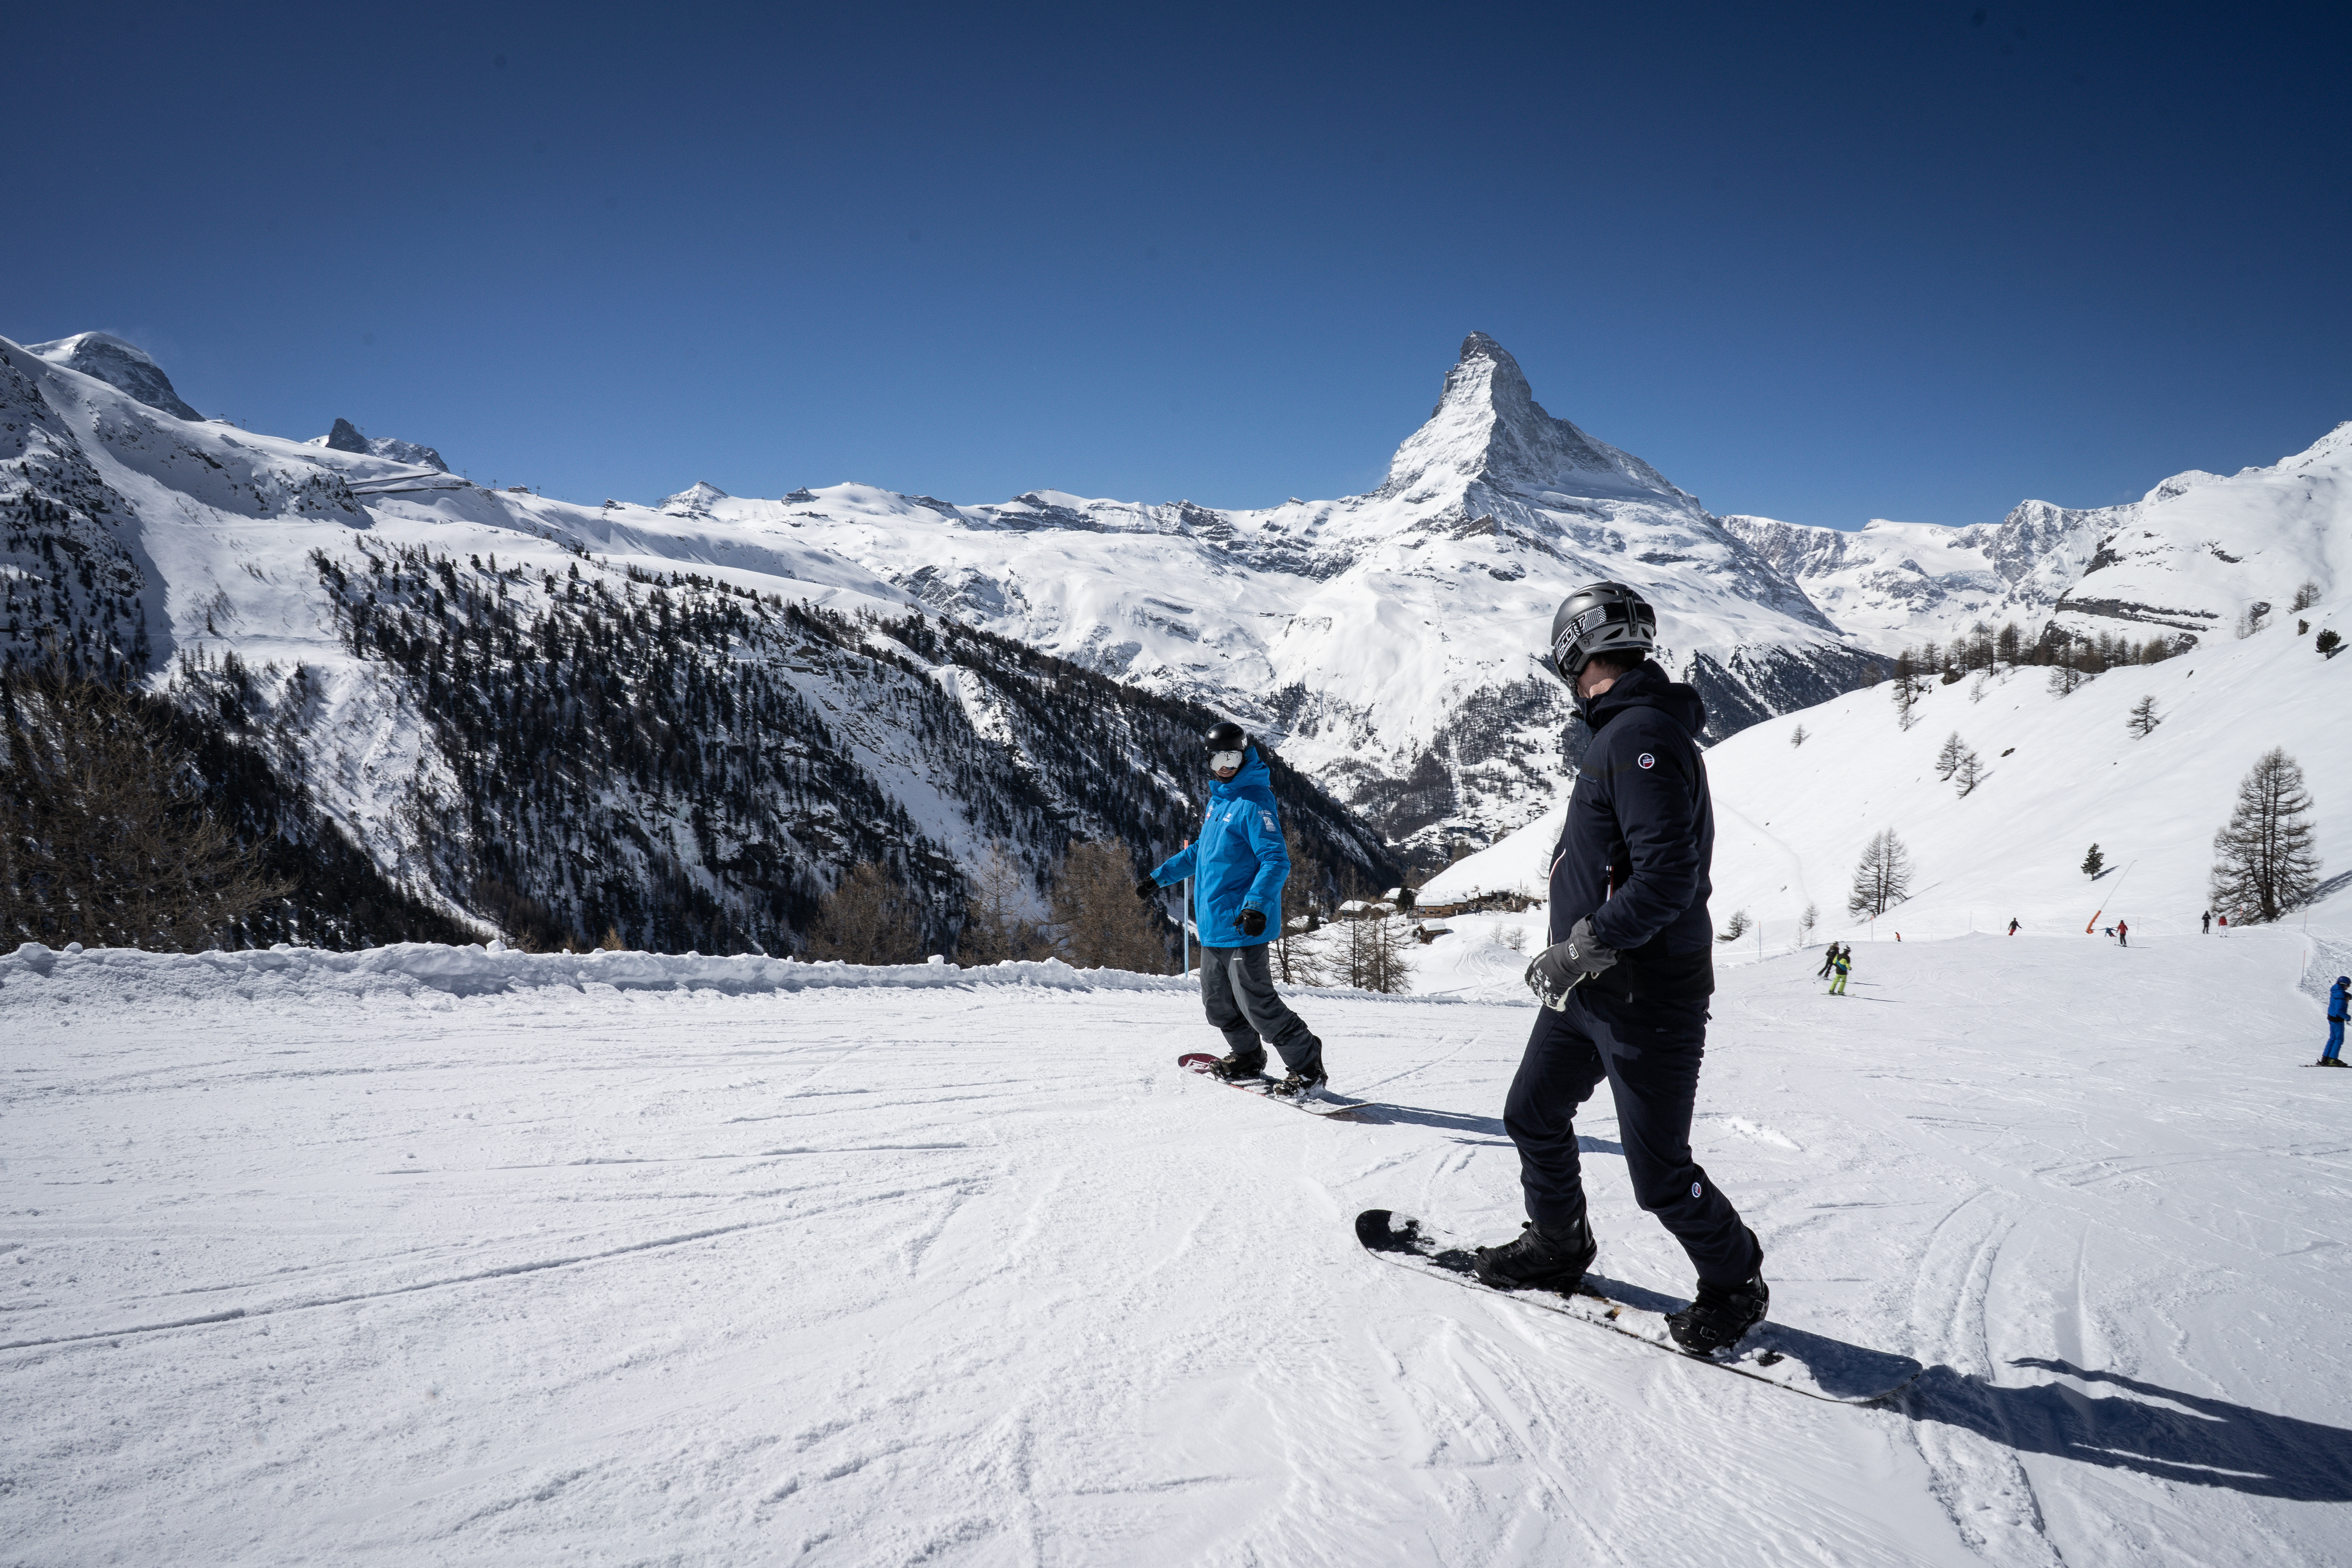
{"left": 1475, "top": 582, "right": 1768, "bottom": 1356}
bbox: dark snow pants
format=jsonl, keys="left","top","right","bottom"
{"left": 1503, "top": 985, "right": 1760, "bottom": 1289}
{"left": 1199, "top": 943, "right": 1322, "bottom": 1074}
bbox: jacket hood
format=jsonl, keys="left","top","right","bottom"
{"left": 1211, "top": 745, "right": 1274, "bottom": 799}
{"left": 1577, "top": 659, "right": 1708, "bottom": 737}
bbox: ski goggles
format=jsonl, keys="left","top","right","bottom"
{"left": 1208, "top": 749, "right": 1244, "bottom": 772}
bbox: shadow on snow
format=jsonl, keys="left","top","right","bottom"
{"left": 1899, "top": 1357, "right": 2352, "bottom": 1502}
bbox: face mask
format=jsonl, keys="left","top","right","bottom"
{"left": 1209, "top": 749, "right": 1243, "bottom": 772}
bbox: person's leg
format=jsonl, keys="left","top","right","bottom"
{"left": 1501, "top": 998, "right": 1610, "bottom": 1236}
{"left": 2326, "top": 1018, "right": 2345, "bottom": 1063}
{"left": 1225, "top": 944, "right": 1322, "bottom": 1075}
{"left": 1584, "top": 991, "right": 1761, "bottom": 1288}
{"left": 1196, "top": 944, "right": 1265, "bottom": 1065}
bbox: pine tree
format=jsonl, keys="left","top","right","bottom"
{"left": 1954, "top": 750, "right": 1984, "bottom": 796}
{"left": 1891, "top": 673, "right": 1920, "bottom": 730}
{"left": 2081, "top": 843, "right": 2104, "bottom": 878}
{"left": 1846, "top": 829, "right": 1913, "bottom": 918}
{"left": 1789, "top": 724, "right": 1807, "bottom": 748}
{"left": 2209, "top": 748, "right": 2320, "bottom": 922}
{"left": 2127, "top": 695, "right": 2160, "bottom": 738}
{"left": 1935, "top": 731, "right": 1967, "bottom": 781}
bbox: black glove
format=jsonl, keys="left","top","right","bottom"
{"left": 1135, "top": 877, "right": 1160, "bottom": 902}
{"left": 1525, "top": 916, "right": 1617, "bottom": 1011}
{"left": 1238, "top": 907, "right": 1267, "bottom": 938}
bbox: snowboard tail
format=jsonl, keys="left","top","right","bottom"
{"left": 1355, "top": 1209, "right": 1923, "bottom": 1404}
{"left": 1177, "top": 1053, "right": 1367, "bottom": 1117}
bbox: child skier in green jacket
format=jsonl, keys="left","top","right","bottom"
{"left": 1828, "top": 951, "right": 1851, "bottom": 996}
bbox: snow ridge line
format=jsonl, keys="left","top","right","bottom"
{"left": 0, "top": 1221, "right": 771, "bottom": 1354}
{"left": 0, "top": 941, "right": 1468, "bottom": 1006}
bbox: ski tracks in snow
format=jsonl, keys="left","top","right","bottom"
{"left": 5, "top": 938, "right": 2350, "bottom": 1564}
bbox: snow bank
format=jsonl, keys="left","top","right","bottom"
{"left": 0, "top": 941, "right": 1465, "bottom": 1009}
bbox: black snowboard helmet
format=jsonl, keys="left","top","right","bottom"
{"left": 1203, "top": 719, "right": 1249, "bottom": 754}
{"left": 1548, "top": 581, "right": 1657, "bottom": 685}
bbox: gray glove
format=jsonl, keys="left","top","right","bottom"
{"left": 1525, "top": 917, "right": 1618, "bottom": 1011}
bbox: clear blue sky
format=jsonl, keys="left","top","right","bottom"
{"left": 11, "top": 1, "right": 2348, "bottom": 528}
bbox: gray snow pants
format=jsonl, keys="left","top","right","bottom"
{"left": 1198, "top": 943, "right": 1323, "bottom": 1074}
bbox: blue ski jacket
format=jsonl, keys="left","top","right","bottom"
{"left": 1148, "top": 746, "right": 1289, "bottom": 949}
{"left": 2330, "top": 976, "right": 2349, "bottom": 1022}
{"left": 1547, "top": 659, "right": 1716, "bottom": 998}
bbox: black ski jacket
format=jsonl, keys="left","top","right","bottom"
{"left": 1547, "top": 660, "right": 1715, "bottom": 999}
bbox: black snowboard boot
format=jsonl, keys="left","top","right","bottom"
{"left": 1268, "top": 1068, "right": 1328, "bottom": 1099}
{"left": 1473, "top": 1216, "right": 1597, "bottom": 1292}
{"left": 1666, "top": 1272, "right": 1771, "bottom": 1355}
{"left": 1208, "top": 1048, "right": 1268, "bottom": 1082}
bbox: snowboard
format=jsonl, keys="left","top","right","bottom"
{"left": 1354, "top": 1209, "right": 1924, "bottom": 1404}
{"left": 1177, "top": 1053, "right": 1370, "bottom": 1118}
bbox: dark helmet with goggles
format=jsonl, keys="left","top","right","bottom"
{"left": 1547, "top": 581, "right": 1657, "bottom": 684}
{"left": 1204, "top": 719, "right": 1249, "bottom": 773}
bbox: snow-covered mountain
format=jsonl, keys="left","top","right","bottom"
{"left": 0, "top": 334, "right": 1393, "bottom": 951}
{"left": 1726, "top": 420, "right": 2351, "bottom": 658}
{"left": 664, "top": 334, "right": 1873, "bottom": 858}
{"left": 24, "top": 331, "right": 204, "bottom": 421}
{"left": 1723, "top": 503, "right": 2112, "bottom": 657}
{"left": 309, "top": 416, "right": 447, "bottom": 472}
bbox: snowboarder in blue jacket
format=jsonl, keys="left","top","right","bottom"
{"left": 1138, "top": 722, "right": 1326, "bottom": 1095}
{"left": 2322, "top": 976, "right": 2349, "bottom": 1068}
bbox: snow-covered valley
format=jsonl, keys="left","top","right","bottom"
{"left": 4, "top": 926, "right": 2347, "bottom": 1566}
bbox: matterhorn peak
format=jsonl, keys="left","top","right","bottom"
{"left": 1379, "top": 332, "right": 1683, "bottom": 506}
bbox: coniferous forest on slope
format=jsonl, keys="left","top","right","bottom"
{"left": 296, "top": 543, "right": 1397, "bottom": 956}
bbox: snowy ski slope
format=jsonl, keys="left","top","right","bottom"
{"left": 1423, "top": 594, "right": 2350, "bottom": 955}
{"left": 3, "top": 927, "right": 2345, "bottom": 1565}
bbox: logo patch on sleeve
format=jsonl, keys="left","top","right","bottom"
{"left": 1638, "top": 752, "right": 1657, "bottom": 769}
{"left": 1260, "top": 810, "right": 1278, "bottom": 832}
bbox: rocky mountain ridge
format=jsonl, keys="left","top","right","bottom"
{"left": 0, "top": 334, "right": 1394, "bottom": 952}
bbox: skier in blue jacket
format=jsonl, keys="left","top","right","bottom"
{"left": 1137, "top": 721, "right": 1327, "bottom": 1096}
{"left": 2321, "top": 976, "right": 2349, "bottom": 1068}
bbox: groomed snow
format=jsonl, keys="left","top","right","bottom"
{"left": 4, "top": 930, "right": 2346, "bottom": 1564}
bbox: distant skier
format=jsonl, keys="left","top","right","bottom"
{"left": 1816, "top": 942, "right": 1844, "bottom": 979}
{"left": 2202, "top": 909, "right": 2213, "bottom": 935}
{"left": 1476, "top": 581, "right": 1768, "bottom": 1358}
{"left": 2115, "top": 919, "right": 2128, "bottom": 947}
{"left": 1828, "top": 949, "right": 1851, "bottom": 995}
{"left": 1138, "top": 721, "right": 1327, "bottom": 1096}
{"left": 2007, "top": 918, "right": 2020, "bottom": 936}
{"left": 2321, "top": 976, "right": 2349, "bottom": 1069}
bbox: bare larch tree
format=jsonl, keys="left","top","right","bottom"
{"left": 2209, "top": 748, "right": 2319, "bottom": 923}
{"left": 1846, "top": 828, "right": 1915, "bottom": 919}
